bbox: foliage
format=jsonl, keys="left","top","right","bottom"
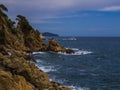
{"left": 0, "top": 4, "right": 8, "bottom": 17}
{"left": 16, "top": 15, "right": 33, "bottom": 32}
{"left": 0, "top": 4, "right": 8, "bottom": 12}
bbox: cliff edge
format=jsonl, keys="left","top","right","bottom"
{"left": 0, "top": 4, "right": 71, "bottom": 90}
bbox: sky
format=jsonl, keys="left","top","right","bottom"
{"left": 1, "top": 0, "right": 120, "bottom": 36}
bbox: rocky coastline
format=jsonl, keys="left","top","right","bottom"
{"left": 0, "top": 4, "right": 73, "bottom": 90}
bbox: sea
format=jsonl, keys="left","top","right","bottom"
{"left": 32, "top": 37, "right": 120, "bottom": 90}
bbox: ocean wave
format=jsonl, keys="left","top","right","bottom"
{"left": 70, "top": 48, "right": 80, "bottom": 51}
{"left": 50, "top": 77, "right": 90, "bottom": 90}
{"left": 32, "top": 52, "right": 46, "bottom": 55}
{"left": 70, "top": 85, "right": 90, "bottom": 90}
{"left": 58, "top": 48, "right": 92, "bottom": 56}
{"left": 49, "top": 75, "right": 90, "bottom": 90}
{"left": 36, "top": 59, "right": 44, "bottom": 63}
{"left": 50, "top": 76, "right": 67, "bottom": 84}
{"left": 36, "top": 64, "right": 56, "bottom": 73}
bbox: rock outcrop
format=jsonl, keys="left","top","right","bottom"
{"left": 47, "top": 39, "right": 74, "bottom": 53}
{"left": 0, "top": 69, "right": 35, "bottom": 90}
{"left": 0, "top": 4, "right": 71, "bottom": 90}
{"left": 0, "top": 53, "right": 70, "bottom": 90}
{"left": 16, "top": 15, "right": 44, "bottom": 51}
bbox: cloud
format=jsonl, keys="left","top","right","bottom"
{"left": 2, "top": 0, "right": 120, "bottom": 10}
{"left": 28, "top": 13, "right": 102, "bottom": 23}
{"left": 1, "top": 0, "right": 120, "bottom": 22}
{"left": 100, "top": 6, "right": 120, "bottom": 11}
{"left": 38, "top": 13, "right": 101, "bottom": 19}
{"left": 37, "top": 15, "right": 81, "bottom": 20}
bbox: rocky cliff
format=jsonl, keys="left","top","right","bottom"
{"left": 0, "top": 4, "right": 72, "bottom": 90}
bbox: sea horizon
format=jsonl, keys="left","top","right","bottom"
{"left": 33, "top": 37, "right": 120, "bottom": 90}
{"left": 1, "top": 1, "right": 120, "bottom": 90}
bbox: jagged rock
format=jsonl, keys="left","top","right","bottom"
{"left": 0, "top": 69, "right": 35, "bottom": 90}
{"left": 16, "top": 15, "right": 44, "bottom": 51}
{"left": 0, "top": 53, "right": 71, "bottom": 90}
{"left": 47, "top": 39, "right": 74, "bottom": 53}
{"left": 0, "top": 4, "right": 71, "bottom": 90}
{"left": 66, "top": 49, "right": 75, "bottom": 54}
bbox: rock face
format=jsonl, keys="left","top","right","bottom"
{"left": 47, "top": 39, "right": 74, "bottom": 53}
{"left": 0, "top": 69, "right": 35, "bottom": 90}
{"left": 0, "top": 4, "right": 71, "bottom": 90}
{"left": 16, "top": 15, "right": 44, "bottom": 51}
{"left": 0, "top": 53, "right": 70, "bottom": 90}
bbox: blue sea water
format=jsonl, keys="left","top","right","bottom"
{"left": 33, "top": 37, "right": 120, "bottom": 90}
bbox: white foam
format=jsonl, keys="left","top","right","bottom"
{"left": 36, "top": 59, "right": 43, "bottom": 63}
{"left": 32, "top": 52, "right": 46, "bottom": 55}
{"left": 36, "top": 64, "right": 56, "bottom": 73}
{"left": 58, "top": 48, "right": 92, "bottom": 56}
{"left": 50, "top": 76, "right": 90, "bottom": 90}
{"left": 50, "top": 77, "right": 90, "bottom": 90}
{"left": 73, "top": 50, "right": 92, "bottom": 55}
{"left": 50, "top": 76, "right": 67, "bottom": 84}
{"left": 70, "top": 48, "right": 79, "bottom": 51}
{"left": 70, "top": 85, "right": 90, "bottom": 90}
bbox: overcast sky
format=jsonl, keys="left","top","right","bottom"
{"left": 1, "top": 0, "right": 120, "bottom": 36}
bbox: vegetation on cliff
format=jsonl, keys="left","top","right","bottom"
{"left": 0, "top": 4, "right": 72, "bottom": 90}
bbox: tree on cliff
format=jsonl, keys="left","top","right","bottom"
{"left": 0, "top": 4, "right": 8, "bottom": 16}
{"left": 0, "top": 4, "right": 8, "bottom": 11}
{"left": 0, "top": 4, "right": 25, "bottom": 49}
{"left": 0, "top": 4, "right": 15, "bottom": 31}
{"left": 0, "top": 4, "right": 8, "bottom": 26}
{"left": 16, "top": 15, "right": 33, "bottom": 33}
{"left": 16, "top": 15, "right": 44, "bottom": 51}
{"left": 0, "top": 4, "right": 8, "bottom": 44}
